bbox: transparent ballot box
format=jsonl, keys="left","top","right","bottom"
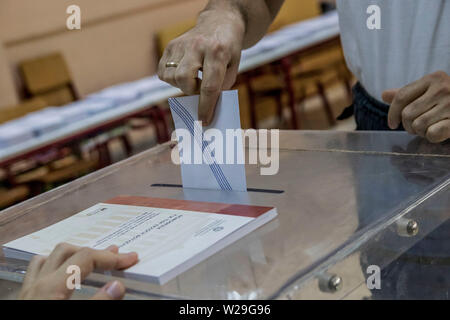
{"left": 0, "top": 131, "right": 449, "bottom": 299}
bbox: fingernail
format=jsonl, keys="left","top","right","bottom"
{"left": 388, "top": 120, "right": 395, "bottom": 130}
{"left": 204, "top": 116, "right": 212, "bottom": 127}
{"left": 106, "top": 245, "right": 118, "bottom": 252}
{"left": 105, "top": 281, "right": 123, "bottom": 299}
{"left": 127, "top": 252, "right": 138, "bottom": 259}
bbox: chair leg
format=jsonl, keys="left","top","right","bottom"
{"left": 119, "top": 134, "right": 133, "bottom": 157}
{"left": 28, "top": 181, "right": 45, "bottom": 197}
{"left": 96, "top": 143, "right": 111, "bottom": 168}
{"left": 343, "top": 77, "right": 353, "bottom": 102}
{"left": 338, "top": 61, "right": 353, "bottom": 102}
{"left": 145, "top": 109, "right": 161, "bottom": 144}
{"left": 296, "top": 86, "right": 307, "bottom": 116}
{"left": 274, "top": 92, "right": 284, "bottom": 125}
{"left": 316, "top": 81, "right": 336, "bottom": 126}
{"left": 280, "top": 58, "right": 299, "bottom": 129}
{"left": 151, "top": 108, "right": 167, "bottom": 144}
{"left": 243, "top": 74, "right": 258, "bottom": 129}
{"left": 154, "top": 106, "right": 170, "bottom": 143}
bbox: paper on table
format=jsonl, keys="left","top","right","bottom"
{"left": 0, "top": 123, "right": 34, "bottom": 147}
{"left": 169, "top": 90, "right": 247, "bottom": 192}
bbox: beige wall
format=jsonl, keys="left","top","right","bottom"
{"left": 0, "top": 44, "right": 18, "bottom": 107}
{"left": 0, "top": 0, "right": 208, "bottom": 108}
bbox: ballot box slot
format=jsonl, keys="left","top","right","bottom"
{"left": 150, "top": 183, "right": 284, "bottom": 194}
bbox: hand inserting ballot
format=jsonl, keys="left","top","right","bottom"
{"left": 157, "top": 9, "right": 244, "bottom": 126}
{"left": 18, "top": 243, "right": 138, "bottom": 300}
{"left": 157, "top": 1, "right": 285, "bottom": 126}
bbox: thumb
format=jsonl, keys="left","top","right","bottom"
{"left": 382, "top": 88, "right": 399, "bottom": 104}
{"left": 91, "top": 280, "right": 126, "bottom": 300}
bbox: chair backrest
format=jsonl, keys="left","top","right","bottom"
{"left": 19, "top": 52, "right": 78, "bottom": 106}
{"left": 269, "top": 0, "right": 321, "bottom": 32}
{"left": 155, "top": 19, "right": 196, "bottom": 59}
{"left": 0, "top": 185, "right": 30, "bottom": 209}
{"left": 0, "top": 98, "right": 47, "bottom": 124}
{"left": 34, "top": 87, "right": 75, "bottom": 107}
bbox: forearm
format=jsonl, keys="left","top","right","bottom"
{"left": 200, "top": 0, "right": 284, "bottom": 48}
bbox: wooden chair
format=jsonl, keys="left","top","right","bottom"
{"left": 87, "top": 105, "right": 170, "bottom": 168}
{"left": 269, "top": 0, "right": 321, "bottom": 32}
{"left": 13, "top": 166, "right": 49, "bottom": 185}
{"left": 243, "top": 0, "right": 352, "bottom": 129}
{"left": 39, "top": 158, "right": 98, "bottom": 186}
{"left": 0, "top": 164, "right": 30, "bottom": 208}
{"left": 238, "top": 0, "right": 321, "bottom": 129}
{"left": 19, "top": 52, "right": 78, "bottom": 106}
{"left": 289, "top": 45, "right": 353, "bottom": 125}
{"left": 155, "top": 19, "right": 196, "bottom": 59}
{"left": 0, "top": 185, "right": 30, "bottom": 209}
{"left": 12, "top": 155, "right": 98, "bottom": 194}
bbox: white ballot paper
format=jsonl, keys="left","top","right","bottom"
{"left": 3, "top": 196, "right": 277, "bottom": 284}
{"left": 168, "top": 90, "right": 247, "bottom": 191}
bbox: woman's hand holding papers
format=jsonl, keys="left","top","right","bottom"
{"left": 19, "top": 243, "right": 138, "bottom": 300}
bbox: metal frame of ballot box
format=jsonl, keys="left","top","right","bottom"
{"left": 0, "top": 131, "right": 449, "bottom": 300}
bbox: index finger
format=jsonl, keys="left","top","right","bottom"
{"left": 21, "top": 255, "right": 46, "bottom": 293}
{"left": 388, "top": 76, "right": 431, "bottom": 129}
{"left": 57, "top": 247, "right": 138, "bottom": 282}
{"left": 199, "top": 53, "right": 227, "bottom": 126}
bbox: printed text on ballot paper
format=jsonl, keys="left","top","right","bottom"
{"left": 171, "top": 125, "right": 280, "bottom": 176}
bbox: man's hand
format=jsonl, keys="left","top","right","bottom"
{"left": 157, "top": 0, "right": 284, "bottom": 126}
{"left": 158, "top": 10, "right": 245, "bottom": 126}
{"left": 383, "top": 71, "right": 450, "bottom": 143}
{"left": 18, "top": 243, "right": 138, "bottom": 300}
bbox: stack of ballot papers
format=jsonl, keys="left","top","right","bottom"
{"left": 0, "top": 123, "right": 35, "bottom": 148}
{"left": 116, "top": 76, "right": 173, "bottom": 96}
{"left": 0, "top": 100, "right": 117, "bottom": 142}
{"left": 65, "top": 99, "right": 117, "bottom": 116}
{"left": 169, "top": 90, "right": 247, "bottom": 192}
{"left": 14, "top": 113, "right": 64, "bottom": 136}
{"left": 24, "top": 106, "right": 88, "bottom": 125}
{"left": 87, "top": 87, "right": 141, "bottom": 105}
{"left": 87, "top": 76, "right": 174, "bottom": 104}
{"left": 0, "top": 78, "right": 174, "bottom": 145}
{"left": 3, "top": 196, "right": 277, "bottom": 284}
{"left": 41, "top": 106, "right": 91, "bottom": 123}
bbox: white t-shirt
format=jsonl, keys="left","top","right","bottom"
{"left": 337, "top": 0, "right": 450, "bottom": 101}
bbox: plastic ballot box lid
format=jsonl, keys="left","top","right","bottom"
{"left": 0, "top": 131, "right": 449, "bottom": 300}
